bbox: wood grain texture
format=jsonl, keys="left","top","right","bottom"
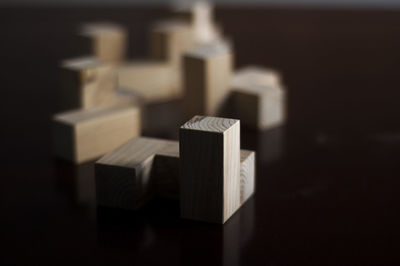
{"left": 182, "top": 41, "right": 233, "bottom": 121}
{"left": 59, "top": 57, "right": 118, "bottom": 111}
{"left": 95, "top": 137, "right": 178, "bottom": 209}
{"left": 180, "top": 116, "right": 240, "bottom": 224}
{"left": 53, "top": 104, "right": 141, "bottom": 164}
{"left": 231, "top": 67, "right": 286, "bottom": 130}
{"left": 117, "top": 61, "right": 181, "bottom": 103}
{"left": 239, "top": 150, "right": 255, "bottom": 204}
{"left": 80, "top": 23, "right": 127, "bottom": 63}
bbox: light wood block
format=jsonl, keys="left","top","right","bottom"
{"left": 53, "top": 104, "right": 141, "bottom": 164}
{"left": 95, "top": 137, "right": 178, "bottom": 210}
{"left": 239, "top": 150, "right": 255, "bottom": 204}
{"left": 150, "top": 20, "right": 195, "bottom": 69}
{"left": 183, "top": 41, "right": 233, "bottom": 120}
{"left": 180, "top": 116, "right": 241, "bottom": 224}
{"left": 59, "top": 57, "right": 118, "bottom": 111}
{"left": 117, "top": 61, "right": 181, "bottom": 103}
{"left": 80, "top": 23, "right": 126, "bottom": 63}
{"left": 231, "top": 67, "right": 286, "bottom": 130}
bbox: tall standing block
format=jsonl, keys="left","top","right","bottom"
{"left": 183, "top": 42, "right": 233, "bottom": 120}
{"left": 180, "top": 116, "right": 241, "bottom": 224}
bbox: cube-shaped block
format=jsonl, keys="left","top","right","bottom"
{"left": 231, "top": 67, "right": 286, "bottom": 130}
{"left": 180, "top": 116, "right": 241, "bottom": 223}
{"left": 53, "top": 104, "right": 141, "bottom": 164}
{"left": 59, "top": 57, "right": 118, "bottom": 111}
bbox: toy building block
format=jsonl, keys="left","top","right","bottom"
{"left": 182, "top": 41, "right": 233, "bottom": 120}
{"left": 117, "top": 61, "right": 181, "bottom": 103}
{"left": 239, "top": 150, "right": 255, "bottom": 204}
{"left": 52, "top": 104, "right": 141, "bottom": 164}
{"left": 95, "top": 137, "right": 178, "bottom": 210}
{"left": 59, "top": 57, "right": 118, "bottom": 111}
{"left": 150, "top": 20, "right": 195, "bottom": 69}
{"left": 79, "top": 23, "right": 126, "bottom": 63}
{"left": 180, "top": 116, "right": 241, "bottom": 224}
{"left": 230, "top": 66, "right": 286, "bottom": 130}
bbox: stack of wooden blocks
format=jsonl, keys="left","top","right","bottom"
{"left": 95, "top": 116, "right": 255, "bottom": 224}
{"left": 52, "top": 2, "right": 286, "bottom": 223}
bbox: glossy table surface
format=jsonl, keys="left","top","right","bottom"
{"left": 1, "top": 6, "right": 400, "bottom": 265}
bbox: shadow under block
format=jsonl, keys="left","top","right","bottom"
{"left": 59, "top": 57, "right": 118, "bottom": 111}
{"left": 117, "top": 62, "right": 181, "bottom": 103}
{"left": 80, "top": 23, "right": 126, "bottom": 63}
{"left": 180, "top": 116, "right": 241, "bottom": 224}
{"left": 95, "top": 137, "right": 178, "bottom": 210}
{"left": 94, "top": 136, "right": 255, "bottom": 210}
{"left": 53, "top": 104, "right": 141, "bottom": 164}
{"left": 183, "top": 42, "right": 233, "bottom": 121}
{"left": 231, "top": 67, "right": 286, "bottom": 130}
{"left": 150, "top": 20, "right": 195, "bottom": 69}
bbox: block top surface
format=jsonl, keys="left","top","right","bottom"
{"left": 152, "top": 20, "right": 191, "bottom": 32}
{"left": 61, "top": 57, "right": 103, "bottom": 70}
{"left": 231, "top": 67, "right": 283, "bottom": 94}
{"left": 181, "top": 116, "right": 239, "bottom": 133}
{"left": 80, "top": 22, "right": 125, "bottom": 36}
{"left": 97, "top": 137, "right": 176, "bottom": 168}
{"left": 185, "top": 40, "right": 231, "bottom": 59}
{"left": 53, "top": 104, "right": 137, "bottom": 125}
{"left": 240, "top": 149, "right": 255, "bottom": 162}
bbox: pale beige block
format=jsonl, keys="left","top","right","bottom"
{"left": 59, "top": 57, "right": 118, "bottom": 111}
{"left": 117, "top": 61, "right": 181, "bottom": 103}
{"left": 53, "top": 104, "right": 141, "bottom": 164}
{"left": 95, "top": 137, "right": 177, "bottom": 210}
{"left": 150, "top": 20, "right": 195, "bottom": 69}
{"left": 180, "top": 116, "right": 241, "bottom": 224}
{"left": 231, "top": 67, "right": 286, "bottom": 130}
{"left": 80, "top": 23, "right": 127, "bottom": 63}
{"left": 239, "top": 150, "right": 255, "bottom": 204}
{"left": 183, "top": 41, "right": 233, "bottom": 120}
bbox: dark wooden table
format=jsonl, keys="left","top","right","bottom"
{"left": 1, "top": 6, "right": 400, "bottom": 265}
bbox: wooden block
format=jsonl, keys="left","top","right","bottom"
{"left": 117, "top": 61, "right": 181, "bottom": 103}
{"left": 180, "top": 116, "right": 241, "bottom": 224}
{"left": 95, "top": 137, "right": 178, "bottom": 210}
{"left": 59, "top": 57, "right": 118, "bottom": 111}
{"left": 80, "top": 23, "right": 126, "bottom": 63}
{"left": 183, "top": 41, "right": 233, "bottom": 120}
{"left": 239, "top": 150, "right": 255, "bottom": 204}
{"left": 231, "top": 67, "right": 286, "bottom": 130}
{"left": 53, "top": 104, "right": 141, "bottom": 164}
{"left": 150, "top": 20, "right": 195, "bottom": 69}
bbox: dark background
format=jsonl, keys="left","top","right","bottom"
{"left": 1, "top": 6, "right": 400, "bottom": 265}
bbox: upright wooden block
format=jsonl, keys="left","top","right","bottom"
{"left": 180, "top": 116, "right": 241, "bottom": 224}
{"left": 95, "top": 137, "right": 178, "bottom": 210}
{"left": 231, "top": 67, "right": 286, "bottom": 130}
{"left": 80, "top": 23, "right": 126, "bottom": 63}
{"left": 150, "top": 20, "right": 195, "bottom": 69}
{"left": 53, "top": 104, "right": 141, "bottom": 164}
{"left": 59, "top": 57, "right": 118, "bottom": 111}
{"left": 183, "top": 41, "right": 233, "bottom": 120}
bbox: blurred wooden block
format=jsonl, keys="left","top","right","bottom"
{"left": 183, "top": 41, "right": 233, "bottom": 120}
{"left": 180, "top": 116, "right": 241, "bottom": 224}
{"left": 95, "top": 137, "right": 178, "bottom": 210}
{"left": 150, "top": 20, "right": 194, "bottom": 69}
{"left": 117, "top": 61, "right": 181, "bottom": 103}
{"left": 53, "top": 104, "right": 141, "bottom": 164}
{"left": 231, "top": 67, "right": 286, "bottom": 130}
{"left": 239, "top": 150, "right": 255, "bottom": 204}
{"left": 80, "top": 23, "right": 126, "bottom": 63}
{"left": 59, "top": 57, "right": 117, "bottom": 111}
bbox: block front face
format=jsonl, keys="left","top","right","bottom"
{"left": 240, "top": 150, "right": 255, "bottom": 204}
{"left": 183, "top": 56, "right": 206, "bottom": 120}
{"left": 180, "top": 116, "right": 240, "bottom": 223}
